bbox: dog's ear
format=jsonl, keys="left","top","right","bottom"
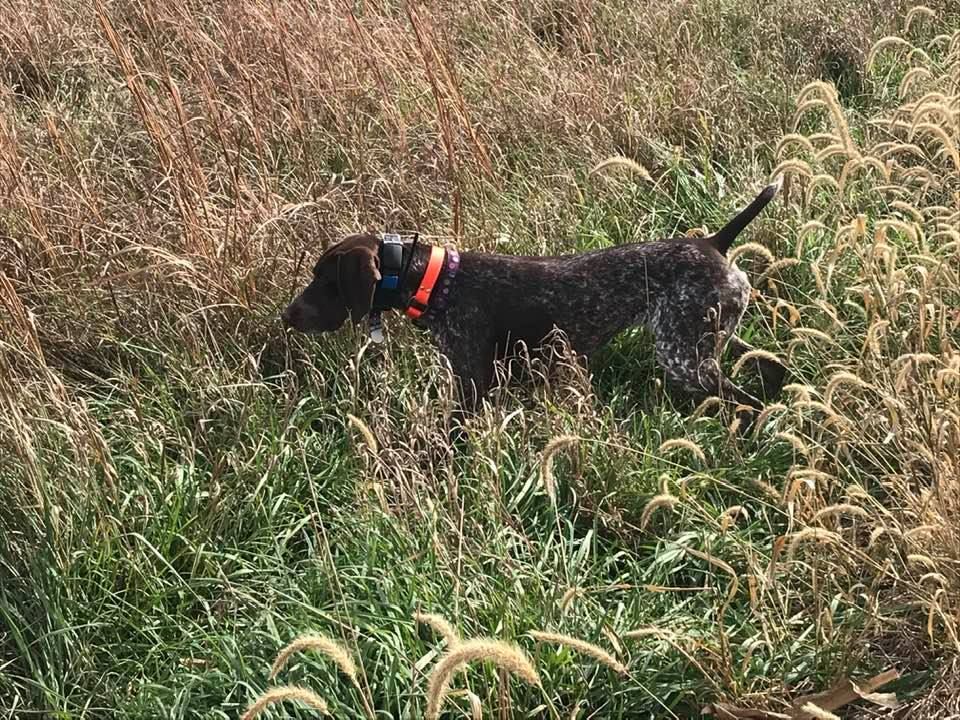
{"left": 337, "top": 246, "right": 381, "bottom": 324}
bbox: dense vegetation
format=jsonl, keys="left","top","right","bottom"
{"left": 2, "top": 1, "right": 959, "bottom": 717}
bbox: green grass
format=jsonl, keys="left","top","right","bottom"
{"left": 3, "top": 1, "right": 960, "bottom": 718}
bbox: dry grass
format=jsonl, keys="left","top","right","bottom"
{"left": 2, "top": 0, "right": 960, "bottom": 718}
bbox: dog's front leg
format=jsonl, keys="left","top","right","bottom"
{"left": 447, "top": 345, "right": 495, "bottom": 413}
{"left": 430, "top": 339, "right": 490, "bottom": 450}
{"left": 435, "top": 329, "right": 495, "bottom": 422}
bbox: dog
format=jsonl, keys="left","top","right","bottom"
{"left": 283, "top": 179, "right": 786, "bottom": 427}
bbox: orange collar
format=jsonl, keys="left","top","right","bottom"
{"left": 405, "top": 245, "right": 446, "bottom": 319}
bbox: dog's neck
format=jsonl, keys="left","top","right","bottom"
{"left": 369, "top": 239, "right": 460, "bottom": 342}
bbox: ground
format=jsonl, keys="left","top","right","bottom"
{"left": 1, "top": 1, "right": 959, "bottom": 718}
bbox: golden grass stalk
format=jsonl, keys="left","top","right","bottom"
{"left": 241, "top": 685, "right": 330, "bottom": 720}
{"left": 270, "top": 634, "right": 359, "bottom": 685}
{"left": 868, "top": 526, "right": 903, "bottom": 548}
{"left": 425, "top": 639, "right": 540, "bottom": 720}
{"left": 814, "top": 300, "right": 843, "bottom": 330}
{"left": 623, "top": 628, "right": 718, "bottom": 689}
{"left": 799, "top": 702, "right": 841, "bottom": 720}
{"left": 730, "top": 349, "right": 783, "bottom": 378}
{"left": 528, "top": 630, "right": 627, "bottom": 675}
{"left": 905, "top": 5, "right": 936, "bottom": 32}
{"left": 787, "top": 467, "right": 834, "bottom": 485}
{"left": 786, "top": 528, "right": 843, "bottom": 559}
{"left": 727, "top": 408, "right": 750, "bottom": 436}
{"left": 783, "top": 384, "right": 817, "bottom": 401}
{"left": 890, "top": 200, "right": 924, "bottom": 222}
{"left": 771, "top": 158, "right": 814, "bottom": 180}
{"left": 897, "top": 166, "right": 937, "bottom": 189}
{"left": 415, "top": 612, "right": 461, "bottom": 647}
{"left": 775, "top": 133, "right": 816, "bottom": 157}
{"left": 640, "top": 493, "right": 678, "bottom": 530}
{"left": 601, "top": 626, "right": 624, "bottom": 656}
{"left": 919, "top": 101, "right": 954, "bottom": 128}
{"left": 910, "top": 101, "right": 954, "bottom": 128}
{"left": 784, "top": 477, "right": 815, "bottom": 508}
{"left": 882, "top": 397, "right": 903, "bottom": 433}
{"left": 808, "top": 259, "right": 826, "bottom": 296}
{"left": 657, "top": 438, "right": 706, "bottom": 465}
{"left": 812, "top": 504, "right": 870, "bottom": 524}
{"left": 838, "top": 157, "right": 870, "bottom": 192}
{"left": 540, "top": 434, "right": 579, "bottom": 503}
{"left": 910, "top": 90, "right": 951, "bottom": 109}
{"left": 719, "top": 505, "right": 748, "bottom": 530}
{"left": 791, "top": 327, "right": 835, "bottom": 345}
{"left": 808, "top": 132, "right": 842, "bottom": 145}
{"left": 622, "top": 627, "right": 677, "bottom": 641}
{"left": 873, "top": 142, "right": 927, "bottom": 160}
{"left": 692, "top": 396, "right": 722, "bottom": 419}
{"left": 752, "top": 403, "right": 788, "bottom": 436}
{"left": 796, "top": 220, "right": 830, "bottom": 257}
{"left": 792, "top": 98, "right": 829, "bottom": 129}
{"left": 346, "top": 414, "right": 378, "bottom": 454}
{"left": 899, "top": 66, "right": 934, "bottom": 98}
{"left": 797, "top": 81, "right": 858, "bottom": 157}
{"left": 905, "top": 525, "right": 939, "bottom": 540}
{"left": 804, "top": 174, "right": 841, "bottom": 205}
{"left": 814, "top": 143, "right": 850, "bottom": 164}
{"left": 907, "top": 553, "right": 938, "bottom": 570}
{"left": 683, "top": 546, "right": 739, "bottom": 606}
{"left": 590, "top": 156, "right": 653, "bottom": 182}
{"left": 774, "top": 431, "right": 809, "bottom": 456}
{"left": 867, "top": 36, "right": 913, "bottom": 70}
{"left": 912, "top": 122, "right": 960, "bottom": 171}
{"left": 728, "top": 242, "right": 776, "bottom": 265}
{"left": 824, "top": 371, "right": 871, "bottom": 406}
{"left": 559, "top": 587, "right": 584, "bottom": 614}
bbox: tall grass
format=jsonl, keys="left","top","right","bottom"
{"left": 2, "top": 0, "right": 960, "bottom": 718}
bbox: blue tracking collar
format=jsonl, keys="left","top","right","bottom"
{"left": 379, "top": 233, "right": 404, "bottom": 290}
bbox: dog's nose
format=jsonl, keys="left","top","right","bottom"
{"left": 281, "top": 306, "right": 295, "bottom": 327}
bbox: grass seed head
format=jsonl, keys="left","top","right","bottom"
{"left": 786, "top": 528, "right": 843, "bottom": 559}
{"left": 425, "top": 639, "right": 540, "bottom": 720}
{"left": 657, "top": 438, "right": 706, "bottom": 465}
{"left": 269, "top": 634, "right": 359, "bottom": 686}
{"left": 241, "top": 685, "right": 330, "bottom": 720}
{"left": 415, "top": 612, "right": 461, "bottom": 647}
{"left": 528, "top": 630, "right": 627, "bottom": 675}
{"left": 540, "top": 434, "right": 579, "bottom": 503}
{"left": 640, "top": 493, "right": 679, "bottom": 530}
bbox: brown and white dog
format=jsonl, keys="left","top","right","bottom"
{"left": 283, "top": 179, "right": 786, "bottom": 424}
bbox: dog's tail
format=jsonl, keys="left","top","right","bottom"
{"left": 707, "top": 176, "right": 782, "bottom": 255}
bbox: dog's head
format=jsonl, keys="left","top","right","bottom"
{"left": 282, "top": 233, "right": 381, "bottom": 334}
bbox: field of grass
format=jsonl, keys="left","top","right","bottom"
{"left": 2, "top": 1, "right": 960, "bottom": 718}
